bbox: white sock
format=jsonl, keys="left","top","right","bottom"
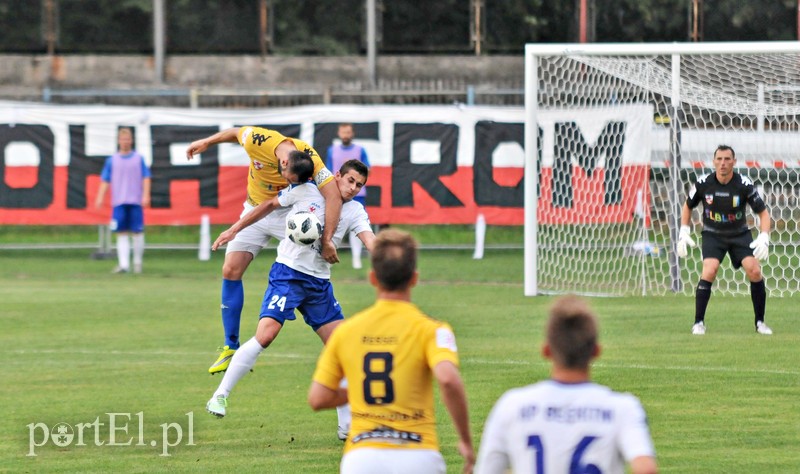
{"left": 350, "top": 232, "right": 362, "bottom": 269}
{"left": 214, "top": 337, "right": 264, "bottom": 398}
{"left": 132, "top": 233, "right": 145, "bottom": 266}
{"left": 336, "top": 378, "right": 351, "bottom": 429}
{"left": 116, "top": 234, "right": 131, "bottom": 269}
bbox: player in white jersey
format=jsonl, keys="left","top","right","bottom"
{"left": 475, "top": 296, "right": 657, "bottom": 474}
{"left": 205, "top": 160, "right": 374, "bottom": 440}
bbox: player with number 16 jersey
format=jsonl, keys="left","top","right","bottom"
{"left": 476, "top": 381, "right": 655, "bottom": 473}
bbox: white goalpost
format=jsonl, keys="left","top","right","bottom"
{"left": 524, "top": 41, "right": 800, "bottom": 297}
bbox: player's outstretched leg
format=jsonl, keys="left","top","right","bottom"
{"left": 209, "top": 278, "right": 244, "bottom": 374}
{"left": 206, "top": 337, "right": 265, "bottom": 417}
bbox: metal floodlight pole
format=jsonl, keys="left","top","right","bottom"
{"left": 366, "top": 0, "right": 377, "bottom": 87}
{"left": 153, "top": 0, "right": 165, "bottom": 83}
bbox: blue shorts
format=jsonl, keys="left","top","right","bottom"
{"left": 259, "top": 263, "right": 344, "bottom": 331}
{"left": 110, "top": 204, "right": 144, "bottom": 233}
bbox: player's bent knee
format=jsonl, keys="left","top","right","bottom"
{"left": 255, "top": 318, "right": 282, "bottom": 347}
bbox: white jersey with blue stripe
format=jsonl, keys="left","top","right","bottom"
{"left": 275, "top": 183, "right": 371, "bottom": 279}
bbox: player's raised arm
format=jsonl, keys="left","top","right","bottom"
{"left": 318, "top": 179, "right": 343, "bottom": 264}
{"left": 186, "top": 127, "right": 240, "bottom": 160}
{"left": 212, "top": 196, "right": 281, "bottom": 251}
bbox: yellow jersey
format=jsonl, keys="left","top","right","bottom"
{"left": 312, "top": 299, "right": 460, "bottom": 453}
{"left": 237, "top": 126, "right": 333, "bottom": 206}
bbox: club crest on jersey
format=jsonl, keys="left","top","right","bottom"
{"left": 733, "top": 196, "right": 740, "bottom": 207}
{"left": 253, "top": 160, "right": 263, "bottom": 170}
{"left": 705, "top": 194, "right": 714, "bottom": 205}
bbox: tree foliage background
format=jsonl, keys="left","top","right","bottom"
{"left": 0, "top": 0, "right": 797, "bottom": 54}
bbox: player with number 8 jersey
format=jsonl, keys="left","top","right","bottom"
{"left": 316, "top": 300, "right": 458, "bottom": 451}
{"left": 309, "top": 229, "right": 474, "bottom": 474}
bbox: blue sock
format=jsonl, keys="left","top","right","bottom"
{"left": 221, "top": 279, "right": 244, "bottom": 349}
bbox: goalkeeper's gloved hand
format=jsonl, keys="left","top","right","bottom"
{"left": 676, "top": 225, "right": 696, "bottom": 258}
{"left": 749, "top": 231, "right": 770, "bottom": 261}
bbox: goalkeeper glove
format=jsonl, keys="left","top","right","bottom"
{"left": 749, "top": 232, "right": 770, "bottom": 261}
{"left": 676, "top": 225, "right": 696, "bottom": 258}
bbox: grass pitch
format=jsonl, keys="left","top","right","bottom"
{"left": 1, "top": 244, "right": 797, "bottom": 473}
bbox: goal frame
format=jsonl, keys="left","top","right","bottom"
{"left": 524, "top": 41, "right": 800, "bottom": 296}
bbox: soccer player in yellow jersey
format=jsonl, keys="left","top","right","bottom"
{"left": 186, "top": 126, "right": 343, "bottom": 374}
{"left": 309, "top": 229, "right": 475, "bottom": 474}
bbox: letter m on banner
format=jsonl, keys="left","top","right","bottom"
{"left": 536, "top": 104, "right": 652, "bottom": 224}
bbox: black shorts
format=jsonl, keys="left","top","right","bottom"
{"left": 701, "top": 231, "right": 754, "bottom": 269}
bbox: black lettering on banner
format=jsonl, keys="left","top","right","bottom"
{"left": 313, "top": 122, "right": 381, "bottom": 206}
{"left": 391, "top": 123, "right": 462, "bottom": 207}
{"left": 473, "top": 121, "right": 524, "bottom": 207}
{"left": 553, "top": 121, "right": 626, "bottom": 208}
{"left": 66, "top": 125, "right": 129, "bottom": 209}
{"left": 150, "top": 125, "right": 220, "bottom": 208}
{"left": 0, "top": 124, "right": 54, "bottom": 209}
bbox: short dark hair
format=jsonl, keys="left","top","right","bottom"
{"left": 371, "top": 229, "right": 417, "bottom": 291}
{"left": 546, "top": 295, "right": 598, "bottom": 369}
{"left": 339, "top": 159, "right": 369, "bottom": 181}
{"left": 288, "top": 150, "right": 315, "bottom": 183}
{"left": 714, "top": 144, "right": 735, "bottom": 159}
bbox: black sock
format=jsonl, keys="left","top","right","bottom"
{"left": 695, "top": 279, "right": 712, "bottom": 324}
{"left": 751, "top": 279, "right": 766, "bottom": 325}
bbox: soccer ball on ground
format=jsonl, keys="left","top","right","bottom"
{"left": 286, "top": 211, "right": 322, "bottom": 245}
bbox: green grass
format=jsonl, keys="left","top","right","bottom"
{"left": 1, "top": 247, "right": 798, "bottom": 473}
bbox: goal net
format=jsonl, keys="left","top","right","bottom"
{"left": 524, "top": 42, "right": 800, "bottom": 297}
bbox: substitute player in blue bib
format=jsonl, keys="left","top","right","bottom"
{"left": 205, "top": 160, "right": 375, "bottom": 440}
{"left": 676, "top": 145, "right": 773, "bottom": 335}
{"left": 95, "top": 127, "right": 151, "bottom": 274}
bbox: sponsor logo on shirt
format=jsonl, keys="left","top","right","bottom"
{"left": 251, "top": 132, "right": 270, "bottom": 146}
{"left": 352, "top": 427, "right": 422, "bottom": 444}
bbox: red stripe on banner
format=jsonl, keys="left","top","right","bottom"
{"left": 0, "top": 165, "right": 648, "bottom": 226}
{"left": 0, "top": 167, "right": 247, "bottom": 225}
{"left": 537, "top": 165, "right": 650, "bottom": 225}
{"left": 4, "top": 166, "right": 40, "bottom": 189}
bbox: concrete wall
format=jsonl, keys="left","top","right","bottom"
{"left": 0, "top": 54, "right": 524, "bottom": 91}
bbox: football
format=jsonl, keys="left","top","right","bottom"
{"left": 286, "top": 211, "right": 322, "bottom": 245}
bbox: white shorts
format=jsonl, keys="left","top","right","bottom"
{"left": 340, "top": 448, "right": 445, "bottom": 474}
{"left": 225, "top": 203, "right": 289, "bottom": 256}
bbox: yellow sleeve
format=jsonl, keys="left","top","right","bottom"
{"left": 312, "top": 328, "right": 344, "bottom": 391}
{"left": 426, "top": 322, "right": 460, "bottom": 369}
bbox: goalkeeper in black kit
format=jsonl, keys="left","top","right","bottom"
{"left": 676, "top": 145, "right": 773, "bottom": 335}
